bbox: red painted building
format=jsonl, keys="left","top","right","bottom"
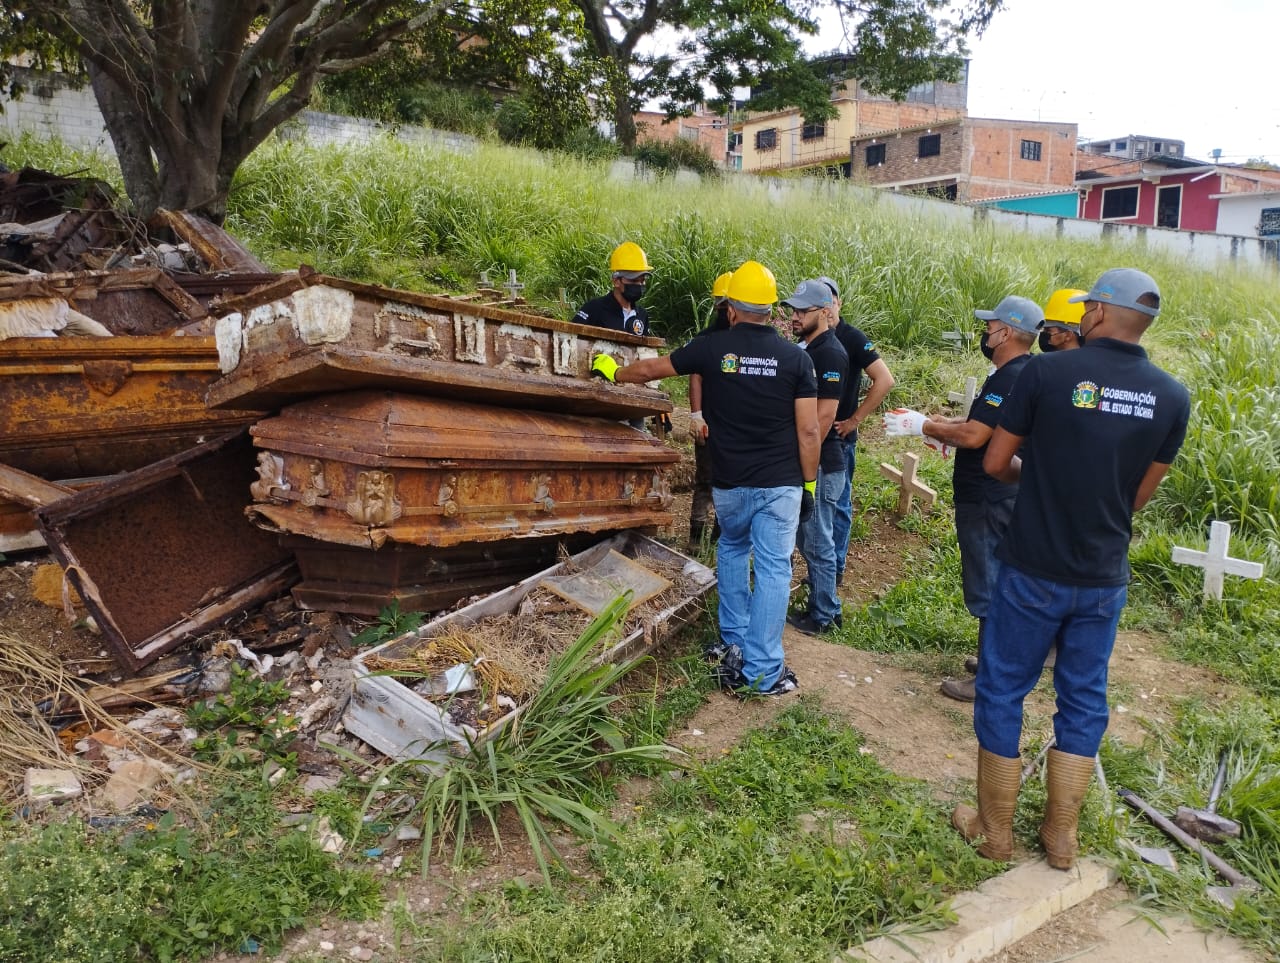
{"left": 1076, "top": 156, "right": 1280, "bottom": 232}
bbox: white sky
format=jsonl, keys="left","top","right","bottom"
{"left": 960, "top": 0, "right": 1280, "bottom": 163}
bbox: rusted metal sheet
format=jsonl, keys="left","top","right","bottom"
{"left": 0, "top": 169, "right": 130, "bottom": 273}
{"left": 0, "top": 465, "right": 77, "bottom": 553}
{"left": 247, "top": 390, "right": 677, "bottom": 551}
{"left": 207, "top": 270, "right": 672, "bottom": 419}
{"left": 285, "top": 532, "right": 604, "bottom": 616}
{"left": 152, "top": 209, "right": 268, "bottom": 274}
{"left": 35, "top": 431, "right": 296, "bottom": 674}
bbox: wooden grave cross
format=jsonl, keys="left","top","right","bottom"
{"left": 948, "top": 375, "right": 978, "bottom": 411}
{"left": 503, "top": 269, "right": 525, "bottom": 302}
{"left": 1171, "top": 520, "right": 1264, "bottom": 600}
{"left": 879, "top": 451, "right": 937, "bottom": 517}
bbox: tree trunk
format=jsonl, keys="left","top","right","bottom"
{"left": 611, "top": 73, "right": 638, "bottom": 152}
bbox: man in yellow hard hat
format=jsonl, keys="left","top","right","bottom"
{"left": 590, "top": 261, "right": 821, "bottom": 697}
{"left": 1038, "top": 289, "right": 1087, "bottom": 353}
{"left": 573, "top": 241, "right": 653, "bottom": 337}
{"left": 688, "top": 271, "right": 733, "bottom": 545}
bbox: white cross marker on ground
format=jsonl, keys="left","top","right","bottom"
{"left": 1171, "top": 520, "right": 1265, "bottom": 600}
{"left": 503, "top": 269, "right": 525, "bottom": 301}
{"left": 879, "top": 452, "right": 937, "bottom": 517}
{"left": 948, "top": 375, "right": 978, "bottom": 411}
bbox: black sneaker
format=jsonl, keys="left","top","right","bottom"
{"left": 786, "top": 613, "right": 834, "bottom": 636}
{"left": 711, "top": 644, "right": 747, "bottom": 689}
{"left": 703, "top": 639, "right": 729, "bottom": 663}
{"left": 736, "top": 666, "right": 799, "bottom": 699}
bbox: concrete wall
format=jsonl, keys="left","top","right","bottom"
{"left": 1215, "top": 192, "right": 1280, "bottom": 238}
{"left": 0, "top": 69, "right": 111, "bottom": 151}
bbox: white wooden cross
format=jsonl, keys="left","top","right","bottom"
{"left": 503, "top": 269, "right": 525, "bottom": 301}
{"left": 879, "top": 452, "right": 937, "bottom": 517}
{"left": 948, "top": 375, "right": 978, "bottom": 411}
{"left": 1171, "top": 520, "right": 1265, "bottom": 600}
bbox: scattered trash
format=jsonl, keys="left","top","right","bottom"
{"left": 23, "top": 768, "right": 82, "bottom": 808}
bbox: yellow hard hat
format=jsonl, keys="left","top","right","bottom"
{"left": 1043, "top": 289, "right": 1088, "bottom": 328}
{"left": 609, "top": 241, "right": 652, "bottom": 274}
{"left": 725, "top": 260, "right": 777, "bottom": 307}
{"left": 712, "top": 271, "right": 733, "bottom": 300}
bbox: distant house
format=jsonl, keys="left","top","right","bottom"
{"left": 633, "top": 108, "right": 730, "bottom": 166}
{"left": 1213, "top": 189, "right": 1280, "bottom": 239}
{"left": 1076, "top": 156, "right": 1280, "bottom": 232}
{"left": 1080, "top": 135, "right": 1186, "bottom": 161}
{"left": 735, "top": 61, "right": 968, "bottom": 175}
{"left": 847, "top": 117, "right": 1078, "bottom": 201}
{"left": 975, "top": 189, "right": 1080, "bottom": 218}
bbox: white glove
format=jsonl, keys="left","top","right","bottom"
{"left": 923, "top": 435, "right": 953, "bottom": 459}
{"left": 689, "top": 410, "right": 708, "bottom": 441}
{"left": 883, "top": 408, "right": 927, "bottom": 437}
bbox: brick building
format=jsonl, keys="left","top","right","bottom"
{"left": 633, "top": 108, "right": 730, "bottom": 166}
{"left": 848, "top": 117, "right": 1078, "bottom": 201}
{"left": 735, "top": 64, "right": 968, "bottom": 174}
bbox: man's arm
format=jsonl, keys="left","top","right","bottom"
{"left": 614, "top": 356, "right": 677, "bottom": 383}
{"left": 836, "top": 359, "right": 895, "bottom": 438}
{"left": 816, "top": 398, "right": 840, "bottom": 438}
{"left": 794, "top": 396, "right": 821, "bottom": 481}
{"left": 924, "top": 417, "right": 994, "bottom": 450}
{"left": 1134, "top": 462, "right": 1173, "bottom": 511}
{"left": 982, "top": 427, "right": 1024, "bottom": 483}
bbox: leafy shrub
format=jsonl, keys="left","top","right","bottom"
{"left": 633, "top": 136, "right": 720, "bottom": 178}
{"left": 396, "top": 83, "right": 495, "bottom": 137}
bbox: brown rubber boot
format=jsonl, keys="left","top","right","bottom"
{"left": 952, "top": 748, "right": 1021, "bottom": 860}
{"left": 940, "top": 676, "right": 976, "bottom": 701}
{"left": 1039, "top": 749, "right": 1094, "bottom": 870}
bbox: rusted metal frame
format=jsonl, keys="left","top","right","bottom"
{"left": 0, "top": 335, "right": 221, "bottom": 362}
{"left": 152, "top": 209, "right": 270, "bottom": 273}
{"left": 206, "top": 347, "right": 673, "bottom": 416}
{"left": 212, "top": 271, "right": 665, "bottom": 347}
{"left": 0, "top": 463, "right": 76, "bottom": 507}
{"left": 262, "top": 485, "right": 669, "bottom": 515}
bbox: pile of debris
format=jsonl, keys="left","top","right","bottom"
{"left": 1, "top": 164, "right": 712, "bottom": 817}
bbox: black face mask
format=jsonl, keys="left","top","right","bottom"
{"left": 1038, "top": 330, "right": 1058, "bottom": 353}
{"left": 622, "top": 283, "right": 645, "bottom": 305}
{"left": 979, "top": 332, "right": 997, "bottom": 360}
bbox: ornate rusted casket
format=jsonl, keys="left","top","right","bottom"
{"left": 207, "top": 270, "right": 671, "bottom": 420}
{"left": 247, "top": 391, "right": 679, "bottom": 614}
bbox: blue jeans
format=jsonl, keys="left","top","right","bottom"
{"left": 832, "top": 440, "right": 856, "bottom": 581}
{"left": 798, "top": 467, "right": 846, "bottom": 625}
{"left": 975, "top": 562, "right": 1128, "bottom": 758}
{"left": 955, "top": 496, "right": 1016, "bottom": 620}
{"left": 712, "top": 485, "right": 801, "bottom": 690}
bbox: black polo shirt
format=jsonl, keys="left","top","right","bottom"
{"left": 832, "top": 321, "right": 882, "bottom": 426}
{"left": 952, "top": 354, "right": 1030, "bottom": 504}
{"left": 802, "top": 327, "right": 849, "bottom": 473}
{"left": 995, "top": 339, "right": 1190, "bottom": 587}
{"left": 669, "top": 323, "right": 817, "bottom": 489}
{"left": 573, "top": 293, "right": 649, "bottom": 337}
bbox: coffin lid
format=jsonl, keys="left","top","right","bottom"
{"left": 250, "top": 390, "right": 680, "bottom": 467}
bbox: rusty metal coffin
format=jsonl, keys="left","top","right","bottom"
{"left": 0, "top": 270, "right": 269, "bottom": 479}
{"left": 35, "top": 431, "right": 296, "bottom": 674}
{"left": 247, "top": 390, "right": 678, "bottom": 550}
{"left": 206, "top": 271, "right": 672, "bottom": 419}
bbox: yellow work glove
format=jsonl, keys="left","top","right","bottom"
{"left": 800, "top": 480, "right": 816, "bottom": 522}
{"left": 590, "top": 353, "right": 619, "bottom": 382}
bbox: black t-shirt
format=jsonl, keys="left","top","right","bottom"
{"left": 952, "top": 354, "right": 1031, "bottom": 504}
{"left": 995, "top": 339, "right": 1190, "bottom": 587}
{"left": 573, "top": 293, "right": 649, "bottom": 337}
{"left": 832, "top": 321, "right": 882, "bottom": 426}
{"left": 802, "top": 328, "right": 849, "bottom": 473}
{"left": 669, "top": 323, "right": 818, "bottom": 489}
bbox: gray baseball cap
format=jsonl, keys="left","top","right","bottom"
{"left": 1068, "top": 268, "right": 1161, "bottom": 317}
{"left": 816, "top": 275, "right": 841, "bottom": 299}
{"left": 974, "top": 295, "right": 1045, "bottom": 335}
{"left": 780, "top": 279, "right": 834, "bottom": 311}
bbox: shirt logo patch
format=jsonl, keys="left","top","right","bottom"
{"left": 983, "top": 392, "right": 1003, "bottom": 407}
{"left": 863, "top": 341, "right": 874, "bottom": 351}
{"left": 629, "top": 318, "right": 644, "bottom": 335}
{"left": 1072, "top": 381, "right": 1099, "bottom": 408}
{"left": 720, "top": 353, "right": 739, "bottom": 374}
{"left": 823, "top": 370, "right": 842, "bottom": 382}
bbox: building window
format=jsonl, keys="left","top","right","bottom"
{"left": 1101, "top": 185, "right": 1140, "bottom": 219}
{"left": 1152, "top": 141, "right": 1163, "bottom": 153}
{"left": 1020, "top": 139, "right": 1042, "bottom": 161}
{"left": 865, "top": 143, "right": 886, "bottom": 166}
{"left": 1113, "top": 140, "right": 1127, "bottom": 152}
{"left": 729, "top": 132, "right": 742, "bottom": 151}
{"left": 801, "top": 122, "right": 826, "bottom": 141}
{"left": 918, "top": 133, "right": 941, "bottom": 158}
{"left": 1259, "top": 207, "right": 1280, "bottom": 236}
{"left": 754, "top": 128, "right": 777, "bottom": 151}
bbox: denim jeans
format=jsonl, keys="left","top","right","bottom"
{"left": 975, "top": 562, "right": 1128, "bottom": 758}
{"left": 712, "top": 484, "right": 801, "bottom": 689}
{"left": 798, "top": 467, "right": 846, "bottom": 625}
{"left": 832, "top": 440, "right": 856, "bottom": 581}
{"left": 955, "top": 496, "right": 1016, "bottom": 620}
